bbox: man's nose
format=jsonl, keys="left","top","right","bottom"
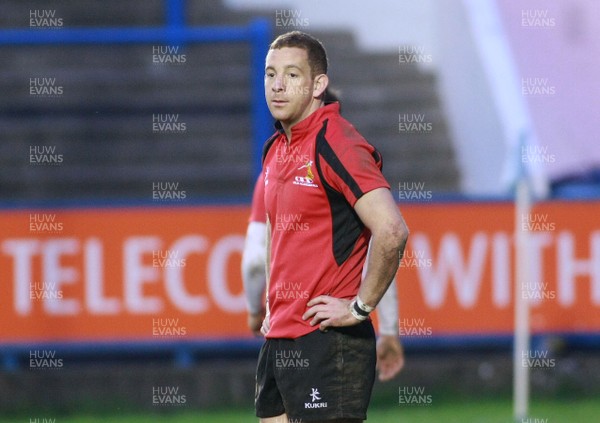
{"left": 273, "top": 75, "right": 285, "bottom": 91}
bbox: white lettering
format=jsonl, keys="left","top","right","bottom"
{"left": 492, "top": 232, "right": 510, "bottom": 307}
{"left": 42, "top": 238, "right": 80, "bottom": 315}
{"left": 557, "top": 231, "right": 600, "bottom": 306}
{"left": 2, "top": 239, "right": 40, "bottom": 316}
{"left": 208, "top": 235, "right": 246, "bottom": 312}
{"left": 124, "top": 237, "right": 163, "bottom": 313}
{"left": 85, "top": 238, "right": 120, "bottom": 314}
{"left": 413, "top": 232, "right": 488, "bottom": 308}
{"left": 164, "top": 235, "right": 210, "bottom": 313}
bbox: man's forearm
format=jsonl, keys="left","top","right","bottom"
{"left": 358, "top": 228, "right": 407, "bottom": 308}
{"left": 353, "top": 188, "right": 408, "bottom": 310}
{"left": 363, "top": 239, "right": 400, "bottom": 336}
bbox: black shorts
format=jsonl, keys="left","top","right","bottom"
{"left": 255, "top": 320, "right": 376, "bottom": 421}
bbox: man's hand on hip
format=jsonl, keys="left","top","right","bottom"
{"left": 302, "top": 295, "right": 362, "bottom": 331}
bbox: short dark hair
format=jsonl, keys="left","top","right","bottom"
{"left": 269, "top": 31, "right": 328, "bottom": 78}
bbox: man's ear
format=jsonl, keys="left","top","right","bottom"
{"left": 313, "top": 74, "right": 329, "bottom": 99}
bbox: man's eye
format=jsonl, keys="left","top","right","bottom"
{"left": 266, "top": 72, "right": 275, "bottom": 78}
{"left": 289, "top": 73, "right": 298, "bottom": 78}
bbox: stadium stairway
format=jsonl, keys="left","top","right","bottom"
{"left": 0, "top": 0, "right": 458, "bottom": 202}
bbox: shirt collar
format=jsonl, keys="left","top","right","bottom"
{"left": 273, "top": 102, "right": 340, "bottom": 141}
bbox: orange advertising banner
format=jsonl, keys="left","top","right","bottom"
{"left": 0, "top": 201, "right": 599, "bottom": 343}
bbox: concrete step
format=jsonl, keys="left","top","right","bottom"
{"left": 0, "top": 0, "right": 163, "bottom": 28}
{"left": 0, "top": 0, "right": 459, "bottom": 201}
{"left": 1, "top": 160, "right": 253, "bottom": 197}
{"left": 0, "top": 114, "right": 251, "bottom": 140}
{"left": 0, "top": 43, "right": 250, "bottom": 70}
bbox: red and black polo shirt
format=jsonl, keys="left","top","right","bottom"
{"left": 263, "top": 102, "right": 389, "bottom": 339}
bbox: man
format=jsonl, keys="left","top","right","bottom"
{"left": 256, "top": 31, "right": 409, "bottom": 422}
{"left": 242, "top": 170, "right": 405, "bottom": 382}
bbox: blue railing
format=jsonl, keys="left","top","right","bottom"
{"left": 0, "top": 0, "right": 275, "bottom": 371}
{"left": 0, "top": 0, "right": 272, "bottom": 179}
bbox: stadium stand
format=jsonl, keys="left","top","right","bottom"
{"left": 0, "top": 0, "right": 458, "bottom": 203}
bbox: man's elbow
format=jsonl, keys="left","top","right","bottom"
{"left": 387, "top": 219, "right": 409, "bottom": 251}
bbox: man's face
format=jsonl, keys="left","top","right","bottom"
{"left": 264, "top": 47, "right": 318, "bottom": 128}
